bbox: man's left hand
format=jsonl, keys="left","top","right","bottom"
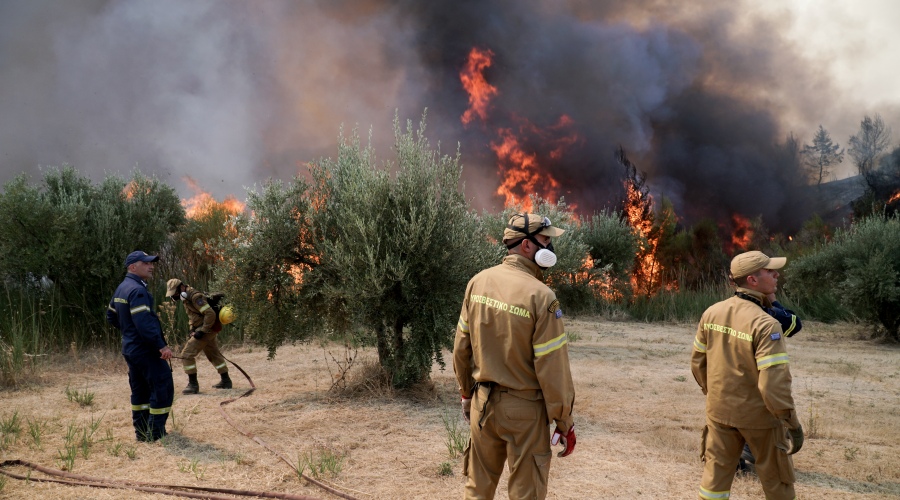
{"left": 191, "top": 330, "right": 205, "bottom": 340}
{"left": 159, "top": 346, "right": 173, "bottom": 360}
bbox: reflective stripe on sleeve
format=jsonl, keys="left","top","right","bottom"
{"left": 457, "top": 317, "right": 469, "bottom": 333}
{"left": 783, "top": 315, "right": 797, "bottom": 336}
{"left": 533, "top": 333, "right": 568, "bottom": 358}
{"left": 699, "top": 486, "right": 730, "bottom": 499}
{"left": 131, "top": 404, "right": 150, "bottom": 411}
{"left": 757, "top": 353, "right": 789, "bottom": 370}
{"left": 149, "top": 406, "right": 171, "bottom": 415}
{"left": 693, "top": 338, "right": 707, "bottom": 353}
{"left": 130, "top": 305, "right": 150, "bottom": 315}
{"left": 198, "top": 304, "right": 211, "bottom": 313}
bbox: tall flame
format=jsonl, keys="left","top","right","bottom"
{"left": 624, "top": 182, "right": 664, "bottom": 296}
{"left": 460, "top": 48, "right": 498, "bottom": 126}
{"left": 459, "top": 47, "right": 579, "bottom": 210}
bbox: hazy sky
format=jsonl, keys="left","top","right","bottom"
{"left": 0, "top": 0, "right": 897, "bottom": 219}
{"left": 757, "top": 0, "right": 900, "bottom": 153}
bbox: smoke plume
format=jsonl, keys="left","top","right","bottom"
{"left": 0, "top": 0, "right": 893, "bottom": 231}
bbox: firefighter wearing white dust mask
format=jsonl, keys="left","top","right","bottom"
{"left": 691, "top": 251, "right": 804, "bottom": 500}
{"left": 453, "top": 213, "right": 576, "bottom": 500}
{"left": 165, "top": 279, "right": 231, "bottom": 394}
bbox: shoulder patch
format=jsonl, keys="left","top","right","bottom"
{"left": 194, "top": 297, "right": 206, "bottom": 307}
{"left": 555, "top": 309, "right": 563, "bottom": 319}
{"left": 770, "top": 332, "right": 782, "bottom": 341}
{"left": 548, "top": 299, "right": 560, "bottom": 313}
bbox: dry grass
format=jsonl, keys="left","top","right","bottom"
{"left": 0, "top": 320, "right": 898, "bottom": 499}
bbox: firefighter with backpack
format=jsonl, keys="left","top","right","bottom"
{"left": 166, "top": 278, "right": 234, "bottom": 394}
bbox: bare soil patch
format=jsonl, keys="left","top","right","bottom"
{"left": 1, "top": 319, "right": 898, "bottom": 499}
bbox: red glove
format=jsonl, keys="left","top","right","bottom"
{"left": 551, "top": 424, "right": 576, "bottom": 457}
{"left": 461, "top": 397, "right": 471, "bottom": 422}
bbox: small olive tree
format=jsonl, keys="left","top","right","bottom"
{"left": 787, "top": 215, "right": 900, "bottom": 340}
{"left": 304, "top": 113, "right": 496, "bottom": 388}
{"left": 210, "top": 178, "right": 317, "bottom": 355}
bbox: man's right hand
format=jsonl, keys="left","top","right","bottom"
{"left": 551, "top": 424, "right": 576, "bottom": 457}
{"left": 787, "top": 424, "right": 804, "bottom": 455}
{"left": 461, "top": 397, "right": 471, "bottom": 422}
{"left": 191, "top": 330, "right": 205, "bottom": 340}
{"left": 159, "top": 346, "right": 173, "bottom": 360}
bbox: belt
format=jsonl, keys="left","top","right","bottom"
{"left": 478, "top": 381, "right": 543, "bottom": 400}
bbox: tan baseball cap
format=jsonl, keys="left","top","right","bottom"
{"left": 730, "top": 251, "right": 786, "bottom": 279}
{"left": 503, "top": 213, "right": 565, "bottom": 243}
{"left": 165, "top": 278, "right": 183, "bottom": 297}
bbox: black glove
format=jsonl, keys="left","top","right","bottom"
{"left": 191, "top": 330, "right": 205, "bottom": 340}
{"left": 787, "top": 424, "right": 804, "bottom": 455}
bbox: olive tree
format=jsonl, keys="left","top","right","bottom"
{"left": 303, "top": 113, "right": 495, "bottom": 388}
{"left": 787, "top": 215, "right": 900, "bottom": 340}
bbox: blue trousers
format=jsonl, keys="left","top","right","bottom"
{"left": 124, "top": 353, "right": 174, "bottom": 441}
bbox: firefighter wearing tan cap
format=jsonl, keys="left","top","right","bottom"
{"left": 166, "top": 278, "right": 231, "bottom": 394}
{"left": 453, "top": 213, "right": 576, "bottom": 500}
{"left": 691, "top": 251, "right": 804, "bottom": 500}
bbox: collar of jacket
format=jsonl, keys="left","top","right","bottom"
{"left": 734, "top": 286, "right": 768, "bottom": 307}
{"left": 125, "top": 272, "right": 148, "bottom": 288}
{"left": 502, "top": 253, "right": 544, "bottom": 281}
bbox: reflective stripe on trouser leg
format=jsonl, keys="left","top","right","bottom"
{"left": 148, "top": 356, "right": 175, "bottom": 440}
{"left": 699, "top": 417, "right": 741, "bottom": 499}
{"left": 201, "top": 334, "right": 228, "bottom": 374}
{"left": 465, "top": 388, "right": 551, "bottom": 500}
{"left": 180, "top": 336, "right": 203, "bottom": 374}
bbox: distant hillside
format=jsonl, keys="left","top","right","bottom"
{"left": 804, "top": 175, "right": 866, "bottom": 226}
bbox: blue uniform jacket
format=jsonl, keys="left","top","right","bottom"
{"left": 107, "top": 273, "right": 167, "bottom": 357}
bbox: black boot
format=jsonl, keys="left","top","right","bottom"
{"left": 182, "top": 373, "right": 199, "bottom": 394}
{"left": 212, "top": 372, "right": 232, "bottom": 389}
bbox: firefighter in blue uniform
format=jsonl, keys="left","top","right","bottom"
{"left": 106, "top": 251, "right": 174, "bottom": 442}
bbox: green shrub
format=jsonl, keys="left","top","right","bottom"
{"left": 0, "top": 167, "right": 184, "bottom": 354}
{"left": 787, "top": 215, "right": 900, "bottom": 339}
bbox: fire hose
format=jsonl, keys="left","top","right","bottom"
{"left": 0, "top": 354, "right": 362, "bottom": 500}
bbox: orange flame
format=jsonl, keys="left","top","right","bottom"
{"left": 625, "top": 183, "right": 663, "bottom": 295}
{"left": 182, "top": 176, "right": 245, "bottom": 219}
{"left": 460, "top": 48, "right": 498, "bottom": 126}
{"left": 121, "top": 180, "right": 147, "bottom": 200}
{"left": 888, "top": 190, "right": 900, "bottom": 204}
{"left": 491, "top": 128, "right": 561, "bottom": 211}
{"left": 730, "top": 214, "right": 753, "bottom": 251}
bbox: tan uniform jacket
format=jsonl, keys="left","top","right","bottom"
{"left": 691, "top": 287, "right": 799, "bottom": 429}
{"left": 453, "top": 254, "right": 575, "bottom": 432}
{"left": 182, "top": 288, "right": 218, "bottom": 335}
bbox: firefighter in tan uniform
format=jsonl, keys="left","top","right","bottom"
{"left": 453, "top": 213, "right": 576, "bottom": 500}
{"left": 691, "top": 251, "right": 804, "bottom": 500}
{"left": 166, "top": 279, "right": 231, "bottom": 394}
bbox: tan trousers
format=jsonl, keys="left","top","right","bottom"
{"left": 700, "top": 417, "right": 797, "bottom": 500}
{"left": 463, "top": 384, "right": 552, "bottom": 500}
{"left": 180, "top": 332, "right": 228, "bottom": 376}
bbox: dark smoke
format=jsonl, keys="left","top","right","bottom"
{"left": 0, "top": 0, "right": 887, "bottom": 231}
